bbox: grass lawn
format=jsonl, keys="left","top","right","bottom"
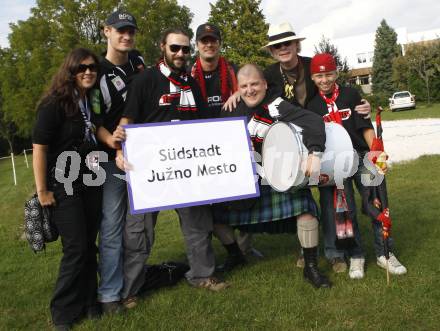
{"left": 380, "top": 102, "right": 440, "bottom": 121}
{"left": 1, "top": 155, "right": 439, "bottom": 330}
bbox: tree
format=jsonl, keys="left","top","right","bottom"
{"left": 208, "top": 0, "right": 271, "bottom": 67}
{"left": 0, "top": 0, "right": 193, "bottom": 139}
{"left": 314, "top": 35, "right": 350, "bottom": 85}
{"left": 404, "top": 41, "right": 440, "bottom": 104}
{"left": 371, "top": 19, "right": 401, "bottom": 97}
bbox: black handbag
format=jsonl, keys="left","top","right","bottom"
{"left": 24, "top": 194, "right": 58, "bottom": 252}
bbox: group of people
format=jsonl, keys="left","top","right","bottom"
{"left": 32, "top": 10, "right": 407, "bottom": 331}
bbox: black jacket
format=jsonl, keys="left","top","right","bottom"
{"left": 264, "top": 56, "right": 318, "bottom": 107}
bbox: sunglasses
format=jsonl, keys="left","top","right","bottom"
{"left": 76, "top": 63, "right": 98, "bottom": 74}
{"left": 271, "top": 40, "right": 293, "bottom": 49}
{"left": 169, "top": 44, "right": 191, "bottom": 54}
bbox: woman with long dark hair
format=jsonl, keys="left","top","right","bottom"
{"left": 32, "top": 48, "right": 102, "bottom": 330}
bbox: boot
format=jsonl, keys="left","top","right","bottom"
{"left": 216, "top": 242, "right": 247, "bottom": 273}
{"left": 303, "top": 247, "right": 332, "bottom": 289}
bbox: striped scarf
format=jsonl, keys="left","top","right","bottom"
{"left": 319, "top": 83, "right": 354, "bottom": 243}
{"left": 191, "top": 56, "right": 237, "bottom": 104}
{"left": 158, "top": 60, "right": 197, "bottom": 112}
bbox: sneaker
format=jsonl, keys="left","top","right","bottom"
{"left": 122, "top": 296, "right": 138, "bottom": 309}
{"left": 101, "top": 301, "right": 124, "bottom": 315}
{"left": 296, "top": 255, "right": 305, "bottom": 268}
{"left": 377, "top": 253, "right": 407, "bottom": 275}
{"left": 194, "top": 277, "right": 230, "bottom": 292}
{"left": 349, "top": 257, "right": 365, "bottom": 279}
{"left": 330, "top": 257, "right": 347, "bottom": 273}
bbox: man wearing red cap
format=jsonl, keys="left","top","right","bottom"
{"left": 262, "top": 22, "right": 372, "bottom": 268}
{"left": 307, "top": 53, "right": 407, "bottom": 278}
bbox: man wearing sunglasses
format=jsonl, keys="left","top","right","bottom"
{"left": 95, "top": 10, "right": 145, "bottom": 314}
{"left": 263, "top": 22, "right": 371, "bottom": 114}
{"left": 114, "top": 28, "right": 228, "bottom": 303}
{"left": 262, "top": 22, "right": 371, "bottom": 270}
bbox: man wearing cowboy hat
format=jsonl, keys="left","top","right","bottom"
{"left": 263, "top": 22, "right": 371, "bottom": 113}
{"left": 263, "top": 22, "right": 371, "bottom": 269}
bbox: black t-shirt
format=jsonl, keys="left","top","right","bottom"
{"left": 32, "top": 97, "right": 99, "bottom": 178}
{"left": 202, "top": 63, "right": 238, "bottom": 118}
{"left": 123, "top": 66, "right": 208, "bottom": 123}
{"left": 307, "top": 86, "right": 373, "bottom": 152}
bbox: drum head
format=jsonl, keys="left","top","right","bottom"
{"left": 262, "top": 122, "right": 304, "bottom": 192}
{"left": 319, "top": 122, "right": 356, "bottom": 187}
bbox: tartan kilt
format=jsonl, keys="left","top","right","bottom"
{"left": 212, "top": 185, "right": 319, "bottom": 233}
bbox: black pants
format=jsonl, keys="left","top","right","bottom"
{"left": 50, "top": 186, "right": 101, "bottom": 325}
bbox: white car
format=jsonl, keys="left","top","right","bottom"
{"left": 389, "top": 91, "right": 416, "bottom": 112}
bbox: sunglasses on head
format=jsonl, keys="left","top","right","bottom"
{"left": 272, "top": 40, "right": 293, "bottom": 49}
{"left": 76, "top": 63, "right": 98, "bottom": 74}
{"left": 169, "top": 44, "right": 191, "bottom": 54}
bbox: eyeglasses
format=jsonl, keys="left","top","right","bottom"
{"left": 76, "top": 63, "right": 98, "bottom": 74}
{"left": 271, "top": 40, "right": 293, "bottom": 49}
{"left": 199, "top": 37, "right": 219, "bottom": 45}
{"left": 169, "top": 44, "right": 191, "bottom": 54}
{"left": 116, "top": 26, "right": 136, "bottom": 35}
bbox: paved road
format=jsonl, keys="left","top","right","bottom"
{"left": 379, "top": 118, "right": 440, "bottom": 163}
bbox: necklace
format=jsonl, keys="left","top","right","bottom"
{"left": 279, "top": 64, "right": 296, "bottom": 102}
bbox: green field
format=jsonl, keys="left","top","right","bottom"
{"left": 1, "top": 155, "right": 440, "bottom": 330}
{"left": 380, "top": 102, "right": 440, "bottom": 121}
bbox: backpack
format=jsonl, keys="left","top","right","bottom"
{"left": 24, "top": 194, "right": 58, "bottom": 252}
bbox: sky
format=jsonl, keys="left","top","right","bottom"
{"left": 2, "top": 0, "right": 440, "bottom": 56}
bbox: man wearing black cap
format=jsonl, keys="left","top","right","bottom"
{"left": 95, "top": 10, "right": 145, "bottom": 314}
{"left": 191, "top": 23, "right": 260, "bottom": 272}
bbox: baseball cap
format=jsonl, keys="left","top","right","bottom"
{"left": 196, "top": 23, "right": 221, "bottom": 41}
{"left": 310, "top": 53, "right": 337, "bottom": 74}
{"left": 105, "top": 11, "right": 138, "bottom": 30}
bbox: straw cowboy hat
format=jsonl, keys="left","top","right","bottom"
{"left": 263, "top": 22, "right": 306, "bottom": 48}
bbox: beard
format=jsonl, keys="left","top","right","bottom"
{"left": 164, "top": 52, "right": 186, "bottom": 73}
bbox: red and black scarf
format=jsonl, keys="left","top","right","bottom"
{"left": 158, "top": 59, "right": 197, "bottom": 112}
{"left": 191, "top": 56, "right": 238, "bottom": 104}
{"left": 319, "top": 83, "right": 354, "bottom": 242}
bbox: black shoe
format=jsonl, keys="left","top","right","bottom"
{"left": 101, "top": 301, "right": 124, "bottom": 315}
{"left": 303, "top": 247, "right": 332, "bottom": 289}
{"left": 216, "top": 242, "right": 247, "bottom": 273}
{"left": 54, "top": 324, "right": 72, "bottom": 331}
{"left": 216, "top": 254, "right": 247, "bottom": 273}
{"left": 86, "top": 305, "right": 102, "bottom": 320}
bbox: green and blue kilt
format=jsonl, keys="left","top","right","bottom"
{"left": 212, "top": 185, "right": 319, "bottom": 233}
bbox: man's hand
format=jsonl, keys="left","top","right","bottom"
{"left": 305, "top": 153, "right": 321, "bottom": 178}
{"left": 354, "top": 99, "right": 371, "bottom": 119}
{"left": 37, "top": 190, "right": 56, "bottom": 207}
{"left": 115, "top": 149, "right": 132, "bottom": 171}
{"left": 106, "top": 125, "right": 126, "bottom": 149}
{"left": 222, "top": 91, "right": 241, "bottom": 112}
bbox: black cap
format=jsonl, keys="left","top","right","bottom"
{"left": 196, "top": 23, "right": 221, "bottom": 41}
{"left": 105, "top": 11, "right": 138, "bottom": 29}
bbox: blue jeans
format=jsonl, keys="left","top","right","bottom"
{"left": 351, "top": 156, "right": 394, "bottom": 257}
{"left": 320, "top": 155, "right": 394, "bottom": 260}
{"left": 98, "top": 160, "right": 127, "bottom": 302}
{"left": 320, "top": 184, "right": 364, "bottom": 260}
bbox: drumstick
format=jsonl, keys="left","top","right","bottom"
{"left": 386, "top": 258, "right": 390, "bottom": 286}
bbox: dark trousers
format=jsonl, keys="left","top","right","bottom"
{"left": 50, "top": 186, "right": 101, "bottom": 325}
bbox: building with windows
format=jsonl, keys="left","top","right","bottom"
{"left": 332, "top": 27, "right": 440, "bottom": 94}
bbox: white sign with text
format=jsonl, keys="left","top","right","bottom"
{"left": 122, "top": 118, "right": 259, "bottom": 214}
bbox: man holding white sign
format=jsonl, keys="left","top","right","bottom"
{"left": 115, "top": 28, "right": 229, "bottom": 302}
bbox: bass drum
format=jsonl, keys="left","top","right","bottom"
{"left": 261, "top": 121, "right": 356, "bottom": 192}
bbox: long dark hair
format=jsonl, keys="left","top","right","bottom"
{"left": 40, "top": 48, "right": 99, "bottom": 116}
